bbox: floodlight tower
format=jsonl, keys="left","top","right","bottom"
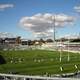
{"left": 53, "top": 15, "right": 56, "bottom": 42}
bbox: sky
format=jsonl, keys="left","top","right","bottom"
{"left": 0, "top": 0, "right": 80, "bottom": 39}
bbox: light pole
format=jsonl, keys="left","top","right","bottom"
{"left": 53, "top": 15, "right": 56, "bottom": 42}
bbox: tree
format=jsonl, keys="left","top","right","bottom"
{"left": 46, "top": 39, "right": 53, "bottom": 42}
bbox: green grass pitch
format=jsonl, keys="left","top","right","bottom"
{"left": 0, "top": 50, "right": 80, "bottom": 75}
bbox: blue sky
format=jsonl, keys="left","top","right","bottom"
{"left": 0, "top": 0, "right": 80, "bottom": 39}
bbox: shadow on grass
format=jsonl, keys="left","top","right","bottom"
{"left": 0, "top": 55, "right": 6, "bottom": 64}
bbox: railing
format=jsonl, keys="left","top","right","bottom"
{"left": 0, "top": 73, "right": 74, "bottom": 80}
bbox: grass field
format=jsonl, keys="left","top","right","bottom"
{"left": 0, "top": 50, "right": 80, "bottom": 76}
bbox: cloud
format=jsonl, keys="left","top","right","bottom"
{"left": 0, "top": 4, "right": 14, "bottom": 10}
{"left": 0, "top": 32, "right": 17, "bottom": 38}
{"left": 19, "top": 13, "right": 75, "bottom": 38}
{"left": 74, "top": 5, "right": 80, "bottom": 13}
{"left": 64, "top": 34, "right": 79, "bottom": 39}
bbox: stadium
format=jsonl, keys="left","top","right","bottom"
{"left": 0, "top": 0, "right": 80, "bottom": 80}
{"left": 0, "top": 37, "right": 80, "bottom": 80}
